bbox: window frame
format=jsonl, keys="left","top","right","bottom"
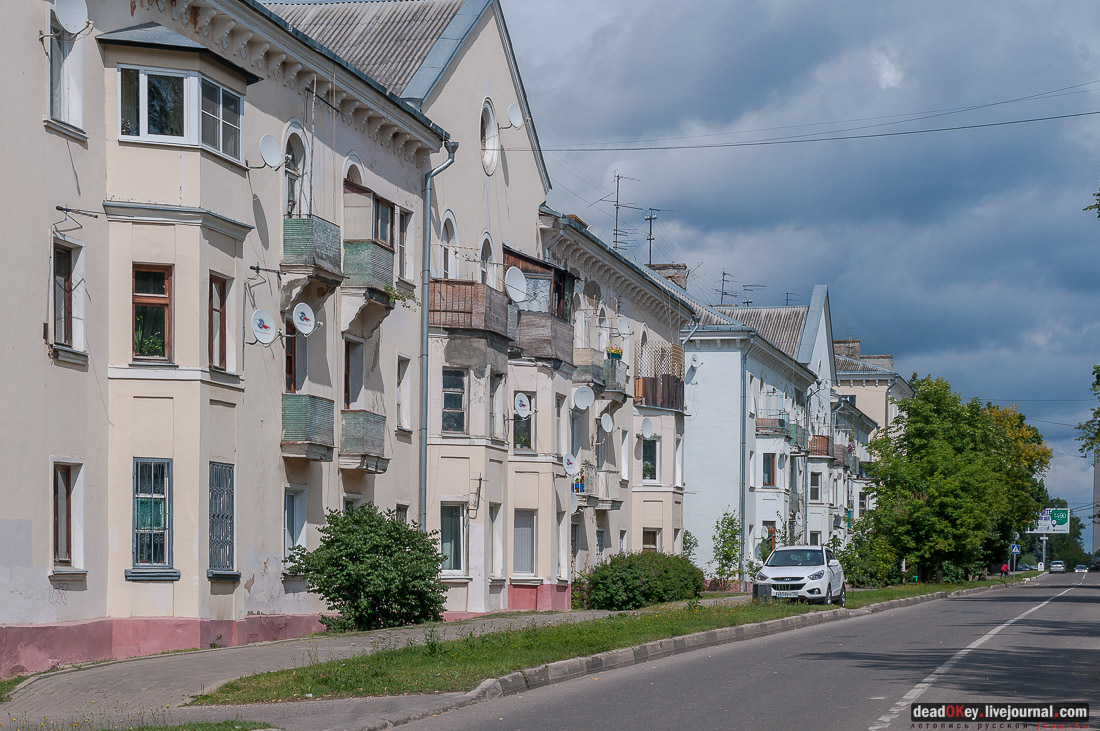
{"left": 117, "top": 64, "right": 192, "bottom": 145}
{"left": 513, "top": 508, "right": 536, "bottom": 575}
{"left": 49, "top": 15, "right": 83, "bottom": 129}
{"left": 53, "top": 463, "right": 73, "bottom": 566}
{"left": 131, "top": 457, "right": 173, "bottom": 571}
{"left": 397, "top": 210, "right": 411, "bottom": 280}
{"left": 284, "top": 486, "right": 306, "bottom": 560}
{"left": 440, "top": 503, "right": 465, "bottom": 574}
{"left": 209, "top": 274, "right": 227, "bottom": 370}
{"left": 373, "top": 195, "right": 396, "bottom": 249}
{"left": 809, "top": 531, "right": 821, "bottom": 546}
{"left": 810, "top": 472, "right": 821, "bottom": 502}
{"left": 641, "top": 437, "right": 660, "bottom": 483}
{"left": 53, "top": 245, "right": 73, "bottom": 347}
{"left": 132, "top": 264, "right": 173, "bottom": 361}
{"left": 343, "top": 337, "right": 365, "bottom": 410}
{"left": 513, "top": 391, "right": 534, "bottom": 451}
{"left": 199, "top": 77, "right": 242, "bottom": 160}
{"left": 208, "top": 462, "right": 236, "bottom": 576}
{"left": 642, "top": 528, "right": 660, "bottom": 553}
{"left": 762, "top": 452, "right": 776, "bottom": 487}
{"left": 441, "top": 369, "right": 467, "bottom": 433}
{"left": 396, "top": 356, "right": 412, "bottom": 430}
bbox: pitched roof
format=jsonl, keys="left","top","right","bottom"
{"left": 835, "top": 353, "right": 894, "bottom": 375}
{"left": 98, "top": 22, "right": 262, "bottom": 84}
{"left": 715, "top": 306, "right": 808, "bottom": 361}
{"left": 262, "top": 1, "right": 465, "bottom": 95}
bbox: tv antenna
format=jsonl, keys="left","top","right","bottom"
{"left": 643, "top": 208, "right": 671, "bottom": 266}
{"left": 609, "top": 172, "right": 641, "bottom": 250}
{"left": 784, "top": 292, "right": 802, "bottom": 306}
{"left": 741, "top": 283, "right": 765, "bottom": 307}
{"left": 719, "top": 271, "right": 738, "bottom": 306}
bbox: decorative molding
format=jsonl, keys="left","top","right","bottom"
{"left": 251, "top": 41, "right": 269, "bottom": 70}
{"left": 103, "top": 200, "right": 254, "bottom": 239}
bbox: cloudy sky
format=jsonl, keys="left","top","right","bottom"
{"left": 501, "top": 0, "right": 1100, "bottom": 549}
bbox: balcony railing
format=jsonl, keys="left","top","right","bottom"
{"left": 343, "top": 240, "right": 394, "bottom": 292}
{"left": 634, "top": 374, "right": 684, "bottom": 411}
{"left": 283, "top": 215, "right": 342, "bottom": 282}
{"left": 756, "top": 410, "right": 789, "bottom": 436}
{"left": 634, "top": 341, "right": 685, "bottom": 411}
{"left": 786, "top": 422, "right": 808, "bottom": 449}
{"left": 340, "top": 409, "right": 388, "bottom": 473}
{"left": 429, "top": 279, "right": 510, "bottom": 339}
{"left": 282, "top": 394, "right": 335, "bottom": 461}
{"left": 808, "top": 434, "right": 832, "bottom": 457}
{"left": 595, "top": 470, "right": 623, "bottom": 511}
{"left": 515, "top": 310, "right": 573, "bottom": 363}
{"left": 603, "top": 358, "right": 629, "bottom": 394}
{"left": 572, "top": 347, "right": 606, "bottom": 387}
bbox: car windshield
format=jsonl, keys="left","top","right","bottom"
{"left": 766, "top": 549, "right": 824, "bottom": 567}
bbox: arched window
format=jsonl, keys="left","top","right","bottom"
{"left": 572, "top": 294, "right": 585, "bottom": 347}
{"left": 480, "top": 236, "right": 495, "bottom": 286}
{"left": 480, "top": 99, "right": 499, "bottom": 175}
{"left": 284, "top": 131, "right": 306, "bottom": 217}
{"left": 597, "top": 306, "right": 609, "bottom": 351}
{"left": 441, "top": 218, "right": 456, "bottom": 279}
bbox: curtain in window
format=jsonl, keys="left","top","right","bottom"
{"left": 440, "top": 505, "right": 463, "bottom": 571}
{"left": 513, "top": 509, "right": 535, "bottom": 574}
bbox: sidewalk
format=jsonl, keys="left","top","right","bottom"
{"left": 0, "top": 596, "right": 748, "bottom": 729}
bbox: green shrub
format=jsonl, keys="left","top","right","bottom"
{"left": 712, "top": 509, "right": 744, "bottom": 584}
{"left": 285, "top": 504, "right": 446, "bottom": 631}
{"left": 830, "top": 518, "right": 902, "bottom": 588}
{"left": 584, "top": 551, "right": 704, "bottom": 610}
{"left": 682, "top": 530, "right": 698, "bottom": 564}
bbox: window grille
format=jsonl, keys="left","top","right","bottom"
{"left": 134, "top": 458, "right": 171, "bottom": 566}
{"left": 209, "top": 463, "right": 234, "bottom": 572}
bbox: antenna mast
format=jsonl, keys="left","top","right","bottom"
{"left": 644, "top": 208, "right": 657, "bottom": 266}
{"left": 719, "top": 271, "right": 738, "bottom": 306}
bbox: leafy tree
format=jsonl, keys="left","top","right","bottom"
{"left": 1075, "top": 365, "right": 1100, "bottom": 456}
{"left": 682, "top": 529, "right": 698, "bottom": 564}
{"left": 286, "top": 504, "right": 446, "bottom": 632}
{"left": 828, "top": 519, "right": 900, "bottom": 587}
{"left": 711, "top": 509, "right": 743, "bottom": 587}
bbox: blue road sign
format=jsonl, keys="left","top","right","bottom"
{"left": 1010, "top": 544, "right": 1021, "bottom": 554}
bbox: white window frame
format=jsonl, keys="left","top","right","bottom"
{"left": 810, "top": 472, "right": 821, "bottom": 502}
{"left": 199, "top": 77, "right": 242, "bottom": 160}
{"left": 557, "top": 511, "right": 569, "bottom": 580}
{"left": 396, "top": 356, "right": 412, "bottom": 430}
{"left": 513, "top": 391, "right": 535, "bottom": 451}
{"left": 642, "top": 436, "right": 661, "bottom": 484}
{"left": 513, "top": 508, "right": 536, "bottom": 576}
{"left": 480, "top": 99, "right": 499, "bottom": 175}
{"left": 619, "top": 529, "right": 628, "bottom": 554}
{"left": 395, "top": 502, "right": 410, "bottom": 524}
{"left": 48, "top": 14, "right": 83, "bottom": 129}
{"left": 117, "top": 64, "right": 195, "bottom": 145}
{"left": 642, "top": 528, "right": 660, "bottom": 552}
{"left": 51, "top": 233, "right": 86, "bottom": 353}
{"left": 284, "top": 486, "right": 306, "bottom": 559}
{"left": 674, "top": 437, "right": 684, "bottom": 487}
{"left": 440, "top": 503, "right": 465, "bottom": 574}
{"left": 620, "top": 429, "right": 630, "bottom": 482}
{"left": 343, "top": 335, "right": 366, "bottom": 410}
{"left": 490, "top": 503, "right": 504, "bottom": 577}
{"left": 441, "top": 368, "right": 467, "bottom": 433}
{"left": 398, "top": 210, "right": 412, "bottom": 281}
{"left": 342, "top": 494, "right": 363, "bottom": 513}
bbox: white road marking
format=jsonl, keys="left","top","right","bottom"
{"left": 867, "top": 579, "right": 1083, "bottom": 731}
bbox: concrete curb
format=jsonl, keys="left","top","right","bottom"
{"left": 362, "top": 578, "right": 1036, "bottom": 729}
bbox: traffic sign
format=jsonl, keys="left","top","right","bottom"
{"left": 1010, "top": 544, "right": 1021, "bottom": 554}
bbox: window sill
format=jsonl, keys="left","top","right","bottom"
{"left": 395, "top": 426, "right": 413, "bottom": 436}
{"left": 130, "top": 359, "right": 177, "bottom": 368}
{"left": 395, "top": 278, "right": 417, "bottom": 293}
{"left": 125, "top": 567, "right": 181, "bottom": 582}
{"left": 207, "top": 569, "right": 241, "bottom": 582}
{"left": 50, "top": 344, "right": 89, "bottom": 366}
{"left": 43, "top": 116, "right": 88, "bottom": 143}
{"left": 199, "top": 144, "right": 248, "bottom": 171}
{"left": 488, "top": 576, "right": 507, "bottom": 586}
{"left": 441, "top": 574, "right": 473, "bottom": 584}
{"left": 50, "top": 567, "right": 88, "bottom": 581}
{"left": 282, "top": 572, "right": 307, "bottom": 582}
{"left": 509, "top": 576, "right": 544, "bottom": 586}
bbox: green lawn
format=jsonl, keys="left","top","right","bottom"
{"left": 0, "top": 673, "right": 27, "bottom": 703}
{"left": 847, "top": 572, "right": 1041, "bottom": 609}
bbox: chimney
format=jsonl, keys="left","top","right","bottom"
{"left": 833, "top": 339, "right": 861, "bottom": 358}
{"left": 650, "top": 263, "right": 688, "bottom": 290}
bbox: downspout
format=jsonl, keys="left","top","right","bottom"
{"left": 739, "top": 333, "right": 755, "bottom": 590}
{"left": 418, "top": 138, "right": 459, "bottom": 532}
{"left": 679, "top": 314, "right": 702, "bottom": 346}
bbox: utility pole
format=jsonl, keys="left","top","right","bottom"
{"left": 719, "top": 271, "right": 737, "bottom": 306}
{"left": 644, "top": 208, "right": 657, "bottom": 266}
{"left": 613, "top": 173, "right": 622, "bottom": 250}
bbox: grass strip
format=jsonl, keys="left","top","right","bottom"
{"left": 847, "top": 573, "right": 1042, "bottom": 609}
{"left": 102, "top": 723, "right": 271, "bottom": 731}
{"left": 191, "top": 601, "right": 827, "bottom": 705}
{"left": 0, "top": 674, "right": 28, "bottom": 703}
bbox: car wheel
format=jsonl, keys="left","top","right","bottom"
{"left": 825, "top": 585, "right": 833, "bottom": 605}
{"left": 839, "top": 586, "right": 846, "bottom": 608}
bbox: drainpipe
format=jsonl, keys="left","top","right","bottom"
{"left": 739, "top": 333, "right": 755, "bottom": 591}
{"left": 418, "top": 138, "right": 459, "bottom": 532}
{"left": 679, "top": 314, "right": 702, "bottom": 346}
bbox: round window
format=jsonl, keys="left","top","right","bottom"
{"left": 480, "top": 100, "right": 499, "bottom": 175}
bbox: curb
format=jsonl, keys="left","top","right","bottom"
{"left": 363, "top": 578, "right": 1035, "bottom": 729}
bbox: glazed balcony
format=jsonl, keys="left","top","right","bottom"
{"left": 343, "top": 240, "right": 395, "bottom": 294}
{"left": 571, "top": 347, "right": 606, "bottom": 387}
{"left": 603, "top": 357, "right": 629, "bottom": 395}
{"left": 429, "top": 279, "right": 510, "bottom": 339}
{"left": 340, "top": 409, "right": 389, "bottom": 473}
{"left": 282, "top": 394, "right": 335, "bottom": 461}
{"left": 634, "top": 342, "right": 685, "bottom": 411}
{"left": 515, "top": 310, "right": 573, "bottom": 363}
{"left": 282, "top": 215, "right": 343, "bottom": 285}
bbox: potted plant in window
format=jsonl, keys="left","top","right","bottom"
{"left": 606, "top": 345, "right": 623, "bottom": 360}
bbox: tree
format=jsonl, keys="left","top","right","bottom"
{"left": 711, "top": 509, "right": 743, "bottom": 587}
{"left": 286, "top": 504, "right": 446, "bottom": 631}
{"left": 1074, "top": 365, "right": 1100, "bottom": 456}
{"left": 682, "top": 529, "right": 698, "bottom": 564}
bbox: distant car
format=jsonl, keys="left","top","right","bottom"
{"left": 754, "top": 545, "right": 846, "bottom": 606}
{"left": 1017, "top": 563, "right": 1035, "bottom": 571}
{"left": 1050, "top": 561, "right": 1066, "bottom": 573}
{"left": 1074, "top": 565, "right": 1087, "bottom": 573}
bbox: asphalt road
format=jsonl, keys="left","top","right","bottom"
{"left": 405, "top": 572, "right": 1100, "bottom": 731}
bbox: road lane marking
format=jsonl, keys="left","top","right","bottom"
{"left": 867, "top": 580, "right": 1082, "bottom": 731}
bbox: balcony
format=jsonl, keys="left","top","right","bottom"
{"left": 515, "top": 310, "right": 573, "bottom": 363}
{"left": 603, "top": 358, "right": 629, "bottom": 396}
{"left": 340, "top": 409, "right": 389, "bottom": 473}
{"left": 756, "top": 410, "right": 789, "bottom": 436}
{"left": 786, "top": 422, "right": 808, "bottom": 449}
{"left": 595, "top": 470, "right": 624, "bottom": 511}
{"left": 571, "top": 462, "right": 599, "bottom": 509}
{"left": 808, "top": 434, "right": 832, "bottom": 457}
{"left": 634, "top": 375, "right": 684, "bottom": 411}
{"left": 429, "top": 279, "right": 510, "bottom": 339}
{"left": 571, "top": 348, "right": 606, "bottom": 387}
{"left": 634, "top": 341, "right": 685, "bottom": 411}
{"left": 282, "top": 394, "right": 335, "bottom": 461}
{"left": 282, "top": 215, "right": 343, "bottom": 285}
{"left": 343, "top": 240, "right": 394, "bottom": 294}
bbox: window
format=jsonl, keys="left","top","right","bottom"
{"left": 489, "top": 374, "right": 503, "bottom": 439}
{"left": 513, "top": 392, "right": 533, "bottom": 450}
{"left": 490, "top": 504, "right": 503, "bottom": 576}
{"left": 284, "top": 317, "right": 309, "bottom": 393}
{"left": 209, "top": 275, "right": 227, "bottom": 369}
{"left": 53, "top": 246, "right": 73, "bottom": 347}
{"left": 513, "top": 509, "right": 536, "bottom": 574}
{"left": 809, "top": 531, "right": 821, "bottom": 546}
{"left": 557, "top": 512, "right": 569, "bottom": 579}
{"left": 208, "top": 463, "right": 234, "bottom": 574}
{"left": 442, "top": 369, "right": 466, "bottom": 433}
{"left": 374, "top": 197, "right": 395, "bottom": 248}
{"left": 480, "top": 99, "right": 499, "bottom": 175}
{"left": 642, "top": 529, "right": 660, "bottom": 553}
{"left": 595, "top": 425, "right": 606, "bottom": 467}
{"left": 762, "top": 453, "right": 776, "bottom": 486}
{"left": 440, "top": 504, "right": 464, "bottom": 572}
{"left": 49, "top": 17, "right": 82, "bottom": 128}
{"left": 572, "top": 294, "right": 585, "bottom": 347}
{"left": 619, "top": 529, "right": 628, "bottom": 554}
{"left": 396, "top": 357, "right": 412, "bottom": 429}
{"left": 675, "top": 437, "right": 684, "bottom": 487}
{"left": 858, "top": 492, "right": 868, "bottom": 514}
{"left": 554, "top": 396, "right": 565, "bottom": 455}
{"left": 200, "top": 79, "right": 241, "bottom": 159}
{"left": 395, "top": 503, "right": 409, "bottom": 524}
{"left": 133, "top": 458, "right": 172, "bottom": 567}
{"left": 570, "top": 409, "right": 583, "bottom": 457}
{"left": 595, "top": 528, "right": 607, "bottom": 562}
{"left": 284, "top": 488, "right": 306, "bottom": 559}
{"left": 440, "top": 218, "right": 457, "bottom": 279}
{"left": 642, "top": 438, "right": 659, "bottom": 482}
{"left": 344, "top": 338, "right": 365, "bottom": 409}
{"left": 284, "top": 134, "right": 306, "bottom": 216}
{"left": 398, "top": 211, "right": 411, "bottom": 280}
{"left": 54, "top": 464, "right": 73, "bottom": 565}
{"left": 133, "top": 265, "right": 171, "bottom": 360}
{"left": 620, "top": 429, "right": 630, "bottom": 481}
{"left": 343, "top": 496, "right": 361, "bottom": 513}
{"left": 119, "top": 66, "right": 187, "bottom": 141}
{"left": 810, "top": 472, "right": 821, "bottom": 502}
{"left": 597, "top": 307, "right": 609, "bottom": 351}
{"left": 480, "top": 237, "right": 494, "bottom": 285}
{"left": 763, "top": 521, "right": 776, "bottom": 555}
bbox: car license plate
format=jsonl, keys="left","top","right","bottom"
{"left": 774, "top": 591, "right": 798, "bottom": 598}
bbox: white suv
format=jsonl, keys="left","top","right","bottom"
{"left": 755, "top": 546, "right": 846, "bottom": 606}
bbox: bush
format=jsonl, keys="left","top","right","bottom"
{"left": 285, "top": 504, "right": 446, "bottom": 632}
{"left": 583, "top": 551, "right": 704, "bottom": 610}
{"left": 712, "top": 509, "right": 744, "bottom": 584}
{"left": 831, "top": 518, "right": 902, "bottom": 588}
{"left": 682, "top": 530, "right": 698, "bottom": 564}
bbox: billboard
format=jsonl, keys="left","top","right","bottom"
{"left": 1028, "top": 508, "right": 1070, "bottom": 534}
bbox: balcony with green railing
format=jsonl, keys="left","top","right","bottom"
{"left": 343, "top": 240, "right": 395, "bottom": 293}
{"left": 340, "top": 409, "right": 389, "bottom": 473}
{"left": 282, "top": 394, "right": 335, "bottom": 461}
{"left": 282, "top": 215, "right": 343, "bottom": 284}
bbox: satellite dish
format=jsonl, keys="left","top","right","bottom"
{"left": 54, "top": 0, "right": 88, "bottom": 34}
{"left": 250, "top": 309, "right": 278, "bottom": 345}
{"left": 600, "top": 413, "right": 614, "bottom": 433}
{"left": 504, "top": 266, "right": 528, "bottom": 303}
{"left": 684, "top": 367, "right": 696, "bottom": 386}
{"left": 616, "top": 316, "right": 630, "bottom": 337}
{"left": 640, "top": 417, "right": 654, "bottom": 439}
{"left": 563, "top": 453, "right": 580, "bottom": 476}
{"left": 569, "top": 493, "right": 579, "bottom": 514}
{"left": 514, "top": 392, "right": 531, "bottom": 419}
{"left": 690, "top": 354, "right": 702, "bottom": 368}
{"left": 795, "top": 512, "right": 803, "bottom": 526}
{"left": 292, "top": 302, "right": 317, "bottom": 336}
{"left": 573, "top": 386, "right": 595, "bottom": 411}
{"left": 507, "top": 103, "right": 525, "bottom": 129}
{"left": 259, "top": 134, "right": 283, "bottom": 168}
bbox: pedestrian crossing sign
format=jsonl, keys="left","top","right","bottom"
{"left": 1010, "top": 544, "right": 1020, "bottom": 554}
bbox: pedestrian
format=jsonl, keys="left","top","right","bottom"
{"left": 1000, "top": 563, "right": 1009, "bottom": 578}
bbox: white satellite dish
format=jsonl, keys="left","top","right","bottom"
{"left": 250, "top": 309, "right": 278, "bottom": 345}
{"left": 569, "top": 493, "right": 579, "bottom": 514}
{"left": 507, "top": 103, "right": 525, "bottom": 129}
{"left": 563, "top": 453, "right": 580, "bottom": 476}
{"left": 684, "top": 366, "right": 697, "bottom": 386}
{"left": 616, "top": 316, "right": 630, "bottom": 337}
{"left": 504, "top": 266, "right": 528, "bottom": 303}
{"left": 259, "top": 134, "right": 283, "bottom": 168}
{"left": 640, "top": 417, "right": 654, "bottom": 439}
{"left": 573, "top": 385, "right": 595, "bottom": 411}
{"left": 514, "top": 392, "right": 531, "bottom": 419}
{"left": 795, "top": 511, "right": 804, "bottom": 526}
{"left": 690, "top": 354, "right": 701, "bottom": 368}
{"left": 292, "top": 302, "right": 317, "bottom": 336}
{"left": 53, "top": 0, "right": 88, "bottom": 34}
{"left": 600, "top": 413, "right": 614, "bottom": 433}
